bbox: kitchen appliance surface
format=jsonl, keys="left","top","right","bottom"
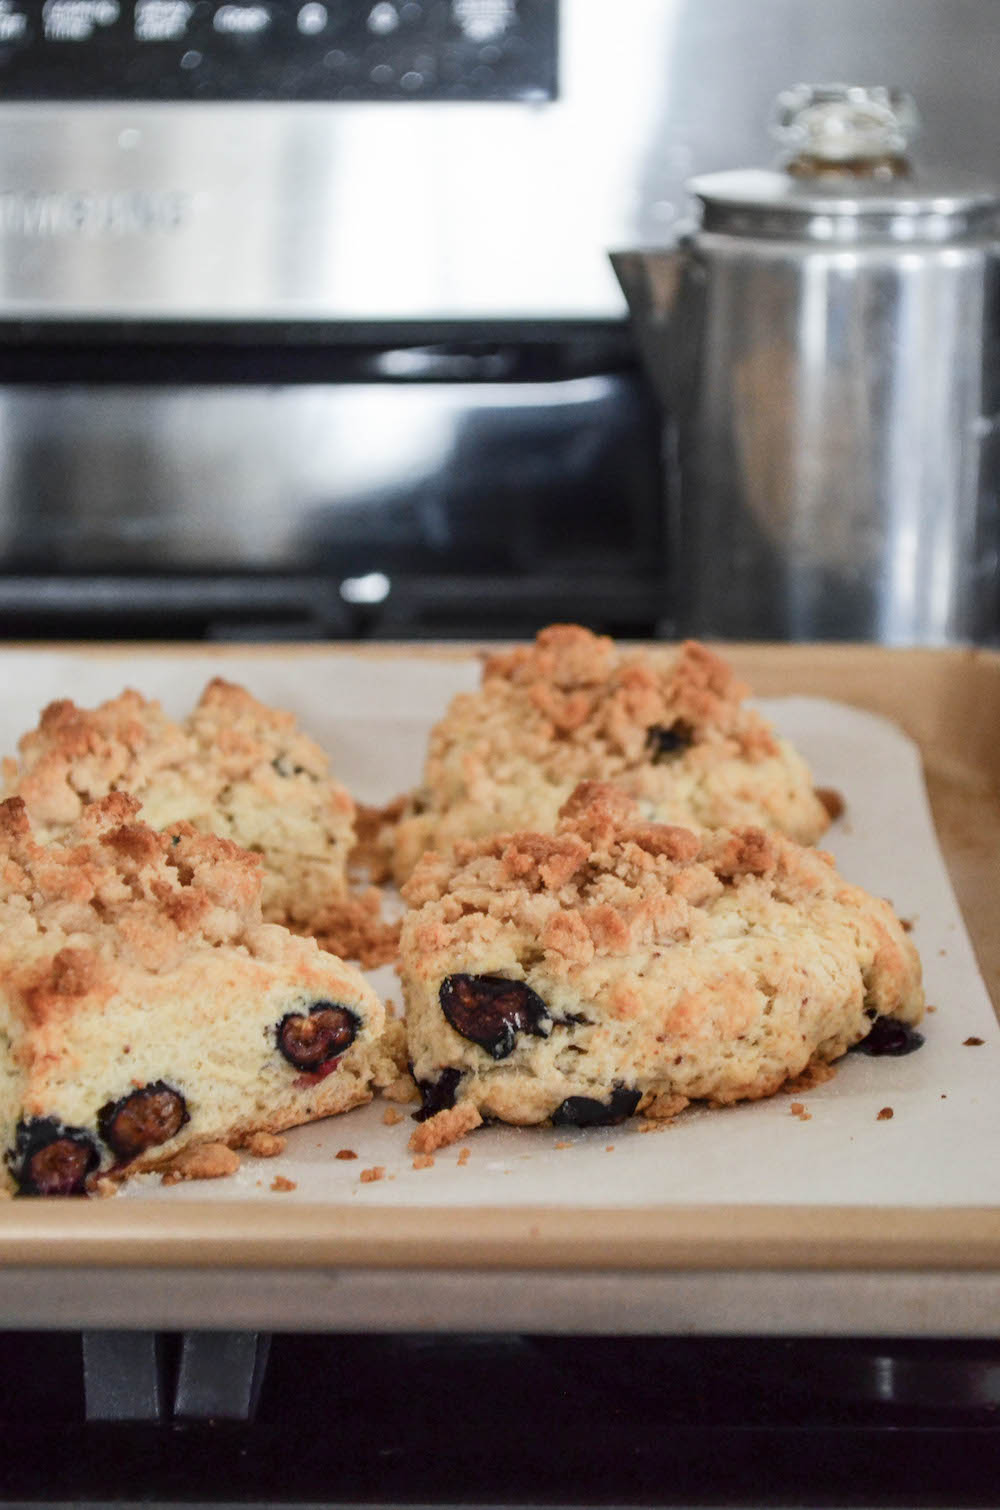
{"left": 614, "top": 84, "right": 1000, "bottom": 646}
{"left": 0, "top": 0, "right": 671, "bottom": 644}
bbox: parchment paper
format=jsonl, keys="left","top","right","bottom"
{"left": 0, "top": 649, "right": 996, "bottom": 1209}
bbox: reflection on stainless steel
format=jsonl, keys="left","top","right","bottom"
{"left": 0, "top": 2, "right": 999, "bottom": 642}
{"left": 0, "top": 375, "right": 649, "bottom": 569}
{"left": 339, "top": 571, "right": 391, "bottom": 605}
{"left": 0, "top": 1, "right": 999, "bottom": 320}
{"left": 0, "top": 367, "right": 666, "bottom": 636}
{"left": 614, "top": 89, "right": 1000, "bottom": 644}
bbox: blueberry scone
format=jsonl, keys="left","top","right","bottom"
{"left": 0, "top": 793, "right": 386, "bottom": 1195}
{"left": 392, "top": 625, "right": 831, "bottom": 882}
{"left": 400, "top": 783, "right": 924, "bottom": 1145}
{"left": 2, "top": 678, "right": 355, "bottom": 936}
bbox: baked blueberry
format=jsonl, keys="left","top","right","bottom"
{"left": 550, "top": 1088, "right": 642, "bottom": 1127}
{"left": 277, "top": 1001, "right": 359, "bottom": 1071}
{"left": 9, "top": 1117, "right": 100, "bottom": 1196}
{"left": 852, "top": 1014, "right": 925, "bottom": 1057}
{"left": 440, "top": 974, "right": 550, "bottom": 1060}
{"left": 645, "top": 720, "right": 694, "bottom": 762}
{"left": 97, "top": 1081, "right": 190, "bottom": 1163}
{"left": 413, "top": 1066, "right": 465, "bottom": 1122}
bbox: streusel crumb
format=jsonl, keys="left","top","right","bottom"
{"left": 408, "top": 1102, "right": 483, "bottom": 1155}
{"left": 161, "top": 1143, "right": 241, "bottom": 1184}
{"left": 393, "top": 626, "right": 831, "bottom": 881}
{"left": 4, "top": 678, "right": 357, "bottom": 939}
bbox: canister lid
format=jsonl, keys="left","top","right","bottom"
{"left": 689, "top": 84, "right": 1000, "bottom": 242}
{"left": 689, "top": 168, "right": 1000, "bottom": 242}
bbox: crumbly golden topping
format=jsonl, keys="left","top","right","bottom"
{"left": 0, "top": 793, "right": 283, "bottom": 1008}
{"left": 188, "top": 677, "right": 335, "bottom": 785}
{"left": 3, "top": 690, "right": 194, "bottom": 829}
{"left": 4, "top": 677, "right": 352, "bottom": 838}
{"left": 402, "top": 780, "right": 888, "bottom": 976}
{"left": 476, "top": 626, "right": 779, "bottom": 765}
{"left": 388, "top": 629, "right": 832, "bottom": 885}
{"left": 305, "top": 888, "right": 402, "bottom": 969}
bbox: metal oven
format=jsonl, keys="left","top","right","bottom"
{"left": 0, "top": 0, "right": 671, "bottom": 643}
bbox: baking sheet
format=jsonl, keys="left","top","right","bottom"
{"left": 0, "top": 648, "right": 997, "bottom": 1215}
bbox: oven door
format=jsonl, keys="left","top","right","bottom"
{"left": 0, "top": 327, "right": 668, "bottom": 640}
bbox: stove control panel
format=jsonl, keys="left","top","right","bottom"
{"left": 0, "top": 0, "right": 557, "bottom": 99}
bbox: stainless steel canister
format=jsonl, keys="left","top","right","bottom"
{"left": 613, "top": 86, "right": 1000, "bottom": 642}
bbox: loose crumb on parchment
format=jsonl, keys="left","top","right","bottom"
{"left": 409, "top": 1101, "right": 483, "bottom": 1154}
{"left": 270, "top": 1175, "right": 296, "bottom": 1192}
{"left": 360, "top": 1166, "right": 386, "bottom": 1183}
{"left": 877, "top": 1107, "right": 894, "bottom": 1121}
{"left": 306, "top": 888, "right": 401, "bottom": 969}
{"left": 412, "top": 1154, "right": 435, "bottom": 1170}
{"left": 240, "top": 1131, "right": 286, "bottom": 1158}
{"left": 161, "top": 1143, "right": 240, "bottom": 1185}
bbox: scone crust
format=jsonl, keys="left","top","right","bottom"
{"left": 399, "top": 782, "right": 924, "bottom": 1129}
{"left": 0, "top": 793, "right": 384, "bottom": 1192}
{"left": 2, "top": 678, "right": 355, "bottom": 931}
{"left": 393, "top": 626, "right": 830, "bottom": 880}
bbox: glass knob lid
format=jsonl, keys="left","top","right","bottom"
{"left": 771, "top": 83, "right": 919, "bottom": 163}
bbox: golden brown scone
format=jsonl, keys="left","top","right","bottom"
{"left": 0, "top": 793, "right": 384, "bottom": 1195}
{"left": 399, "top": 781, "right": 924, "bottom": 1139}
{"left": 3, "top": 678, "right": 355, "bottom": 935}
{"left": 392, "top": 626, "right": 831, "bottom": 881}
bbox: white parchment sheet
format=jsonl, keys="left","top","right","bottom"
{"left": 0, "top": 649, "right": 996, "bottom": 1209}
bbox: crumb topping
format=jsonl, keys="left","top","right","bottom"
{"left": 402, "top": 781, "right": 843, "bottom": 971}
{"left": 306, "top": 888, "right": 401, "bottom": 968}
{"left": 391, "top": 627, "right": 830, "bottom": 881}
{"left": 240, "top": 1131, "right": 287, "bottom": 1158}
{"left": 0, "top": 793, "right": 328, "bottom": 1008}
{"left": 160, "top": 1142, "right": 241, "bottom": 1184}
{"left": 468, "top": 628, "right": 777, "bottom": 772}
{"left": 408, "top": 1101, "right": 484, "bottom": 1154}
{"left": 3, "top": 678, "right": 356, "bottom": 931}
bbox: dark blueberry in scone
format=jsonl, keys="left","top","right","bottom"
{"left": 439, "top": 974, "right": 550, "bottom": 1060}
{"left": 852, "top": 1014, "right": 925, "bottom": 1057}
{"left": 550, "top": 1087, "right": 643, "bottom": 1127}
{"left": 97, "top": 1081, "right": 190, "bottom": 1163}
{"left": 271, "top": 754, "right": 310, "bottom": 778}
{"left": 645, "top": 720, "right": 694, "bottom": 762}
{"left": 413, "top": 1066, "right": 465, "bottom": 1122}
{"left": 8, "top": 1117, "right": 101, "bottom": 1196}
{"left": 277, "top": 1001, "right": 359, "bottom": 1070}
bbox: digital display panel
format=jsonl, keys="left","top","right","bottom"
{"left": 0, "top": 0, "right": 557, "bottom": 100}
